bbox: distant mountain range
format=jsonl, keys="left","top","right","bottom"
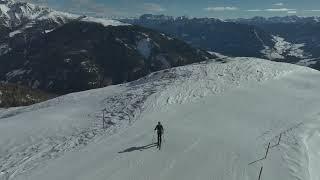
{"left": 229, "top": 16, "right": 320, "bottom": 70}
{"left": 228, "top": 15, "right": 320, "bottom": 24}
{"left": 122, "top": 14, "right": 320, "bottom": 70}
{"left": 0, "top": 1, "right": 214, "bottom": 96}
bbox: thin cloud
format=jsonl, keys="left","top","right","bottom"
{"left": 305, "top": 10, "right": 320, "bottom": 12}
{"left": 273, "top": 3, "right": 284, "bottom": 6}
{"left": 65, "top": 0, "right": 130, "bottom": 17}
{"left": 204, "top": 6, "right": 239, "bottom": 11}
{"left": 265, "top": 8, "right": 296, "bottom": 12}
{"left": 246, "top": 8, "right": 298, "bottom": 13}
{"left": 142, "top": 3, "right": 166, "bottom": 12}
{"left": 247, "top": 9, "right": 263, "bottom": 12}
{"left": 287, "top": 11, "right": 297, "bottom": 14}
{"left": 18, "top": 0, "right": 54, "bottom": 8}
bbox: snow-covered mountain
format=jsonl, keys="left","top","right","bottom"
{"left": 0, "top": 0, "right": 130, "bottom": 28}
{"left": 123, "top": 15, "right": 274, "bottom": 57}
{"left": 0, "top": 0, "right": 129, "bottom": 36}
{"left": 1, "top": 58, "right": 320, "bottom": 180}
{"left": 0, "top": 1, "right": 214, "bottom": 96}
{"left": 0, "top": 0, "right": 76, "bottom": 28}
{"left": 122, "top": 15, "right": 320, "bottom": 71}
{"left": 122, "top": 15, "right": 310, "bottom": 64}
{"left": 229, "top": 16, "right": 320, "bottom": 69}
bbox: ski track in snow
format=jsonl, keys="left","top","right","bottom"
{"left": 0, "top": 57, "right": 320, "bottom": 180}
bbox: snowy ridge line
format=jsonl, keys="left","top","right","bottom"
{"left": 0, "top": 57, "right": 313, "bottom": 179}
{"left": 153, "top": 57, "right": 310, "bottom": 108}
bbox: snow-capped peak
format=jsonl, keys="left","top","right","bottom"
{"left": 0, "top": 0, "right": 128, "bottom": 28}
{"left": 0, "top": 0, "right": 54, "bottom": 27}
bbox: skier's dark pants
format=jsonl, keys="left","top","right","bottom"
{"left": 157, "top": 133, "right": 162, "bottom": 147}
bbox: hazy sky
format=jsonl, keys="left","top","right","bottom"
{"left": 28, "top": 0, "right": 320, "bottom": 19}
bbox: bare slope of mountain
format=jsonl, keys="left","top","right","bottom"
{"left": 0, "top": 1, "right": 214, "bottom": 95}
{"left": 0, "top": 83, "right": 54, "bottom": 107}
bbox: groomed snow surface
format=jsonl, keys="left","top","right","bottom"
{"left": 1, "top": 57, "right": 320, "bottom": 180}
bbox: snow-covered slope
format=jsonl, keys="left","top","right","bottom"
{"left": 261, "top": 35, "right": 308, "bottom": 60}
{"left": 1, "top": 58, "right": 320, "bottom": 180}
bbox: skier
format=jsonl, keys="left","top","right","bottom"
{"left": 154, "top": 122, "right": 164, "bottom": 149}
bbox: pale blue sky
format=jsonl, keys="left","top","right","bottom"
{"left": 28, "top": 0, "right": 320, "bottom": 18}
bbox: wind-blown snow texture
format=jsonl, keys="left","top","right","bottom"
{"left": 1, "top": 57, "right": 320, "bottom": 180}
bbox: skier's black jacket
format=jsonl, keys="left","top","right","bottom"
{"left": 154, "top": 124, "right": 164, "bottom": 134}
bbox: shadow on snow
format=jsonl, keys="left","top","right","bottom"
{"left": 118, "top": 143, "right": 157, "bottom": 153}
